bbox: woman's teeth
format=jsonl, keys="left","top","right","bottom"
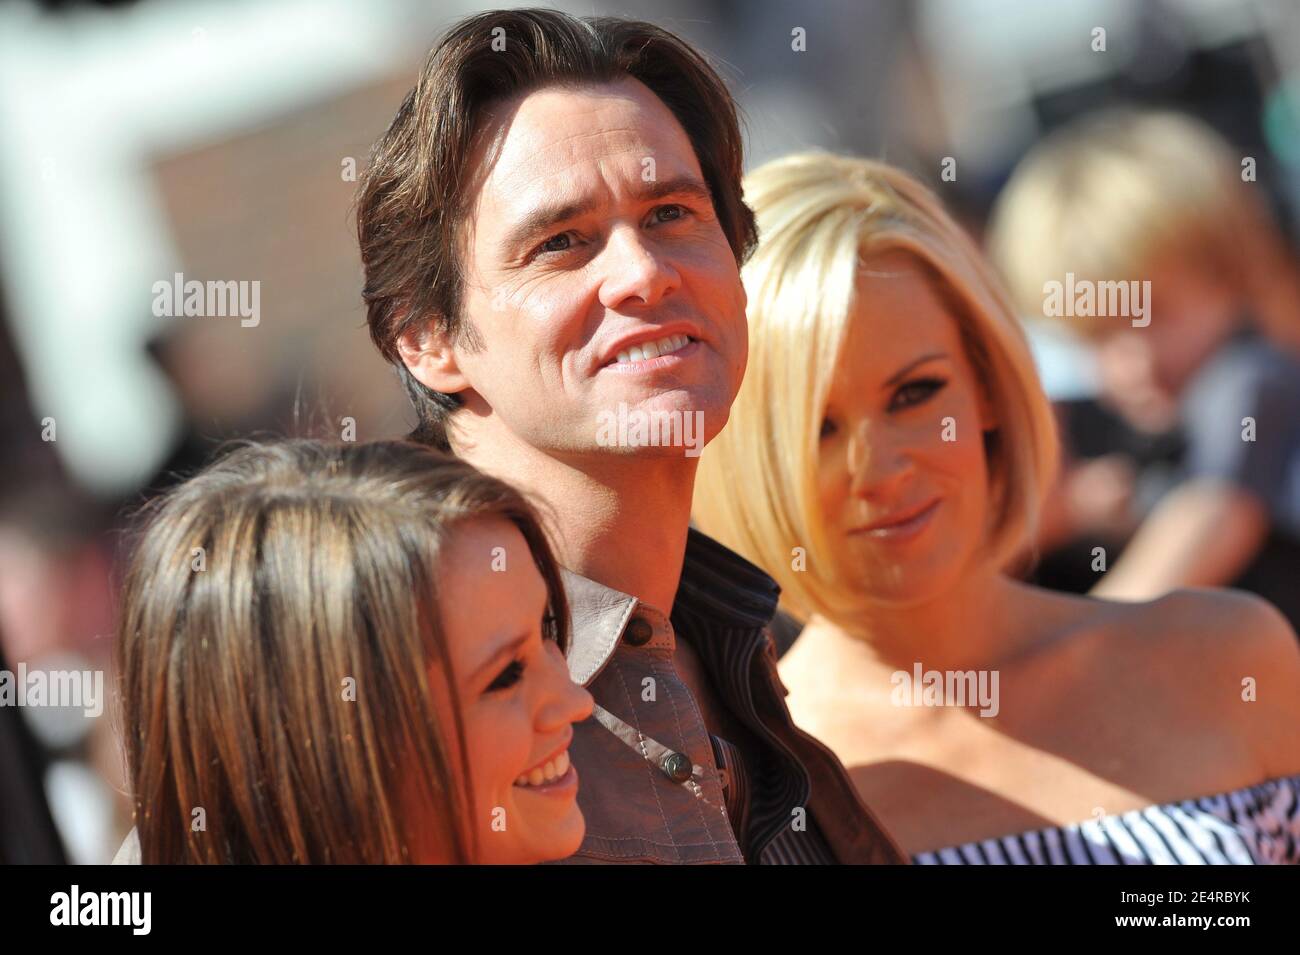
{"left": 514, "top": 749, "right": 570, "bottom": 787}
{"left": 614, "top": 334, "right": 691, "bottom": 365}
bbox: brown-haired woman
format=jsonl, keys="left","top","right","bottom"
{"left": 115, "top": 439, "right": 592, "bottom": 863}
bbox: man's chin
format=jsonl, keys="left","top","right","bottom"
{"left": 588, "top": 396, "right": 721, "bottom": 459}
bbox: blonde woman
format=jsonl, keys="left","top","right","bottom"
{"left": 116, "top": 439, "right": 592, "bottom": 864}
{"left": 693, "top": 152, "right": 1300, "bottom": 863}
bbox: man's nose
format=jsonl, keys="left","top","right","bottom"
{"left": 596, "top": 225, "right": 679, "bottom": 310}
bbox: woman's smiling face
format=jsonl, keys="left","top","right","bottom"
{"left": 816, "top": 249, "right": 996, "bottom": 607}
{"left": 436, "top": 518, "right": 593, "bottom": 864}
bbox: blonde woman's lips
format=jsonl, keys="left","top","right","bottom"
{"left": 851, "top": 498, "right": 941, "bottom": 542}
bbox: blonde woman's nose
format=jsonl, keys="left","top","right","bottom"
{"left": 847, "top": 419, "right": 914, "bottom": 498}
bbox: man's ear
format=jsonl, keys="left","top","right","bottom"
{"left": 396, "top": 315, "right": 471, "bottom": 396}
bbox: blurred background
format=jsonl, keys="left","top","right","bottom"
{"left": 1, "top": 0, "right": 1297, "bottom": 863}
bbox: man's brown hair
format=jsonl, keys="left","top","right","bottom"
{"left": 356, "top": 7, "right": 758, "bottom": 450}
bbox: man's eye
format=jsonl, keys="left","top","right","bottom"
{"left": 654, "top": 204, "right": 688, "bottom": 223}
{"left": 537, "top": 233, "right": 573, "bottom": 256}
{"left": 888, "top": 377, "right": 946, "bottom": 412}
{"left": 486, "top": 659, "right": 525, "bottom": 693}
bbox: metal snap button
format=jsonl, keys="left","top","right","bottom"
{"left": 624, "top": 616, "right": 654, "bottom": 647}
{"left": 661, "top": 751, "right": 693, "bottom": 784}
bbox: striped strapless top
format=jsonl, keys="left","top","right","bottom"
{"left": 913, "top": 774, "right": 1300, "bottom": 865}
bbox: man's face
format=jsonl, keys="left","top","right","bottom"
{"left": 449, "top": 78, "right": 748, "bottom": 458}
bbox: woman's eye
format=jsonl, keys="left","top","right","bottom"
{"left": 888, "top": 377, "right": 946, "bottom": 412}
{"left": 819, "top": 416, "right": 839, "bottom": 440}
{"left": 486, "top": 659, "right": 525, "bottom": 693}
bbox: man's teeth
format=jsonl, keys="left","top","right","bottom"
{"left": 614, "top": 333, "right": 691, "bottom": 365}
{"left": 514, "top": 749, "right": 570, "bottom": 787}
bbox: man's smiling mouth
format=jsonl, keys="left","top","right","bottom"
{"left": 611, "top": 333, "right": 693, "bottom": 365}
{"left": 596, "top": 321, "right": 704, "bottom": 371}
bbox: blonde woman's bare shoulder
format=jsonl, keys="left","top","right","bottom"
{"left": 1030, "top": 582, "right": 1288, "bottom": 641}
{"left": 1102, "top": 588, "right": 1300, "bottom": 776}
{"left": 1106, "top": 586, "right": 1294, "bottom": 650}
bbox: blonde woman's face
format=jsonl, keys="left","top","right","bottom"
{"left": 437, "top": 518, "right": 593, "bottom": 864}
{"left": 816, "top": 250, "right": 995, "bottom": 606}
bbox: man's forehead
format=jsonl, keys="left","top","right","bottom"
{"left": 473, "top": 79, "right": 702, "bottom": 206}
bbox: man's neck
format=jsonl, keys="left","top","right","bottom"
{"left": 454, "top": 425, "right": 696, "bottom": 612}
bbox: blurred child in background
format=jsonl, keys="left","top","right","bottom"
{"left": 990, "top": 110, "right": 1300, "bottom": 627}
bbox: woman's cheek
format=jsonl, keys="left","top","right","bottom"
{"left": 458, "top": 708, "right": 492, "bottom": 821}
{"left": 932, "top": 392, "right": 986, "bottom": 470}
{"left": 465, "top": 703, "right": 519, "bottom": 806}
{"left": 927, "top": 398, "right": 992, "bottom": 545}
{"left": 815, "top": 449, "right": 853, "bottom": 529}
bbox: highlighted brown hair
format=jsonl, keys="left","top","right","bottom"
{"left": 116, "top": 439, "right": 569, "bottom": 863}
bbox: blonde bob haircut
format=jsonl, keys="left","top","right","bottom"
{"left": 693, "top": 152, "right": 1058, "bottom": 627}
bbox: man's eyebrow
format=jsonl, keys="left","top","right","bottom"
{"left": 637, "top": 175, "right": 714, "bottom": 206}
{"left": 499, "top": 175, "right": 714, "bottom": 256}
{"left": 469, "top": 632, "right": 530, "bottom": 686}
{"left": 884, "top": 352, "right": 950, "bottom": 387}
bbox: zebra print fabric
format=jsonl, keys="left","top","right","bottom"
{"left": 914, "top": 774, "right": 1300, "bottom": 864}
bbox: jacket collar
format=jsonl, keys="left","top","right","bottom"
{"left": 560, "top": 527, "right": 781, "bottom": 687}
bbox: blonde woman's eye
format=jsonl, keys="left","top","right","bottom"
{"left": 819, "top": 417, "right": 839, "bottom": 440}
{"left": 888, "top": 377, "right": 946, "bottom": 412}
